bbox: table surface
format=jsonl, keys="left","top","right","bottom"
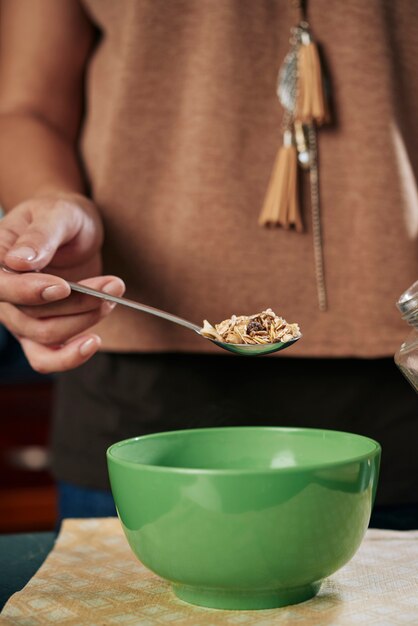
{"left": 0, "top": 531, "right": 56, "bottom": 610}
{"left": 1, "top": 522, "right": 418, "bottom": 626}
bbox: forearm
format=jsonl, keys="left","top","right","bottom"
{"left": 0, "top": 0, "right": 118, "bottom": 374}
{"left": 0, "top": 0, "right": 96, "bottom": 210}
{"left": 0, "top": 111, "right": 86, "bottom": 211}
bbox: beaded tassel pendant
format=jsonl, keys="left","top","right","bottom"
{"left": 259, "top": 18, "right": 329, "bottom": 311}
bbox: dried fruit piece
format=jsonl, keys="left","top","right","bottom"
{"left": 246, "top": 319, "right": 264, "bottom": 335}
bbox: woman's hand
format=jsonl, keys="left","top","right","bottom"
{"left": 0, "top": 193, "right": 125, "bottom": 373}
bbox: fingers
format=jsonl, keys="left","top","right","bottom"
{"left": 17, "top": 289, "right": 101, "bottom": 318}
{"left": 20, "top": 334, "right": 102, "bottom": 374}
{"left": 3, "top": 277, "right": 125, "bottom": 345}
{"left": 13, "top": 307, "right": 105, "bottom": 346}
{"left": 0, "top": 271, "right": 125, "bottom": 374}
{"left": 0, "top": 269, "right": 71, "bottom": 305}
{"left": 0, "top": 195, "right": 102, "bottom": 272}
{"left": 17, "top": 275, "right": 125, "bottom": 318}
{"left": 0, "top": 201, "right": 76, "bottom": 270}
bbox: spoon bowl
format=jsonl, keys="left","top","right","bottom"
{"left": 209, "top": 336, "right": 301, "bottom": 356}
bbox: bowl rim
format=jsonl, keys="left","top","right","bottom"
{"left": 106, "top": 426, "right": 381, "bottom": 475}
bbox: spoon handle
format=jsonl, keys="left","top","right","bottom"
{"left": 68, "top": 282, "right": 202, "bottom": 335}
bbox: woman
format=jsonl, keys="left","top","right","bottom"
{"left": 0, "top": 0, "right": 417, "bottom": 527}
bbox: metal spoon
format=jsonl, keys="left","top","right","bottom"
{"left": 1, "top": 265, "right": 300, "bottom": 356}
{"left": 68, "top": 281, "right": 301, "bottom": 356}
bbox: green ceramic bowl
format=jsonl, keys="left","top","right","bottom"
{"left": 107, "top": 427, "right": 380, "bottom": 610}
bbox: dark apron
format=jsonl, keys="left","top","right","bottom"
{"left": 52, "top": 353, "right": 418, "bottom": 506}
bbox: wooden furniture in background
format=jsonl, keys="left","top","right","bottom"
{"left": 0, "top": 381, "right": 57, "bottom": 532}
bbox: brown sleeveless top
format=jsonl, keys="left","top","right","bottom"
{"left": 79, "top": 0, "right": 418, "bottom": 357}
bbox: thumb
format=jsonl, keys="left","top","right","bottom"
{"left": 2, "top": 201, "right": 84, "bottom": 272}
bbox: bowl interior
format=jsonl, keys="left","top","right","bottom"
{"left": 108, "top": 427, "right": 379, "bottom": 472}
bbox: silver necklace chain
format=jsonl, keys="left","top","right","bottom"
{"left": 307, "top": 123, "right": 327, "bottom": 311}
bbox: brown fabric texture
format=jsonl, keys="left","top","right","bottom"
{"left": 79, "top": 0, "right": 418, "bottom": 357}
{"left": 2, "top": 519, "right": 418, "bottom": 625}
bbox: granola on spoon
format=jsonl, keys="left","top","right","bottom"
{"left": 201, "top": 309, "right": 301, "bottom": 345}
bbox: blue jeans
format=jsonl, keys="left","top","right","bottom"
{"left": 57, "top": 481, "right": 117, "bottom": 524}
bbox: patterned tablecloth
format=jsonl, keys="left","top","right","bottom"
{"left": 0, "top": 519, "right": 417, "bottom": 625}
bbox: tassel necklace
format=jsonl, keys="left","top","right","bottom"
{"left": 259, "top": 0, "right": 329, "bottom": 312}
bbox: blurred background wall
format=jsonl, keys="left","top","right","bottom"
{"left": 0, "top": 325, "right": 56, "bottom": 532}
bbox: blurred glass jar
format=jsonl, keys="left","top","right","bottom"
{"left": 395, "top": 280, "right": 418, "bottom": 392}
